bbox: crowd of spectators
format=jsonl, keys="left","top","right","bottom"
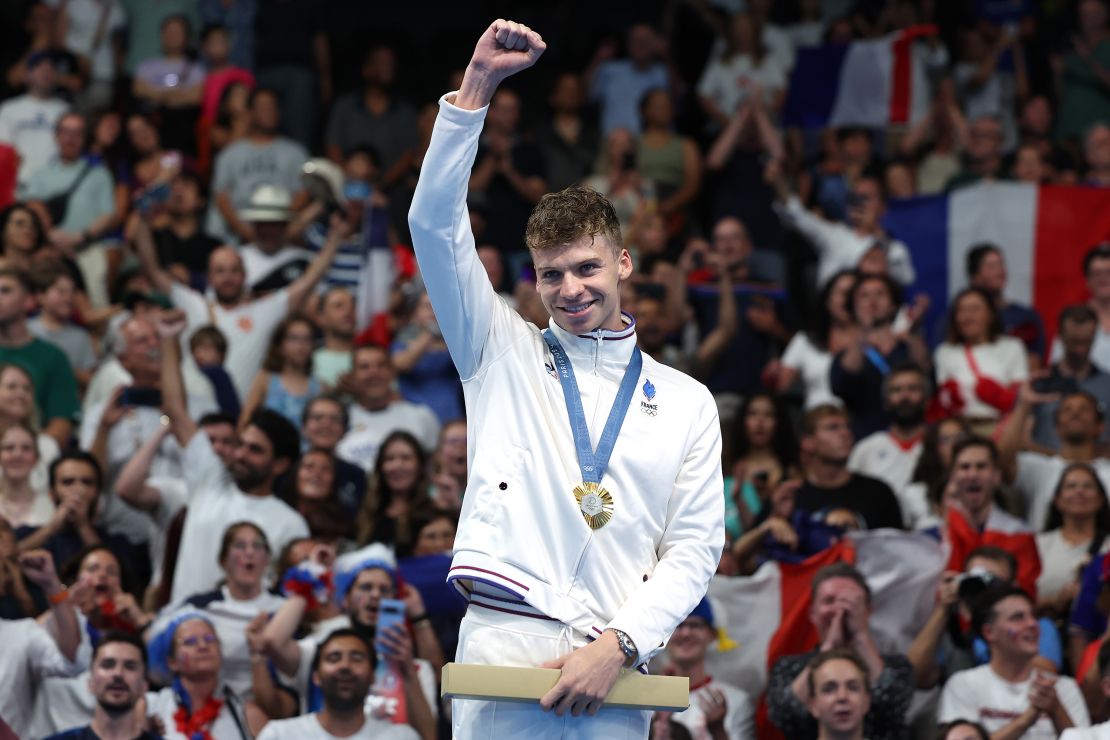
{"left": 0, "top": 0, "right": 1109, "bottom": 738}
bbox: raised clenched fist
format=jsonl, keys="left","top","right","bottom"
{"left": 469, "top": 19, "right": 546, "bottom": 81}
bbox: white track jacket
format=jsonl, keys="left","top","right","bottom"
{"left": 408, "top": 94, "right": 724, "bottom": 666}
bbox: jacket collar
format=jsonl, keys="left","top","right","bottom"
{"left": 546, "top": 311, "right": 638, "bottom": 365}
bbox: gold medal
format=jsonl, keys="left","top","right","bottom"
{"left": 573, "top": 481, "right": 614, "bottom": 530}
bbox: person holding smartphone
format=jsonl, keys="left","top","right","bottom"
{"left": 408, "top": 20, "right": 724, "bottom": 738}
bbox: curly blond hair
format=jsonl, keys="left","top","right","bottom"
{"left": 524, "top": 185, "right": 622, "bottom": 254}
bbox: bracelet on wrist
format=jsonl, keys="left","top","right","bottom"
{"left": 48, "top": 588, "right": 71, "bottom": 606}
{"left": 410, "top": 613, "right": 430, "bottom": 624}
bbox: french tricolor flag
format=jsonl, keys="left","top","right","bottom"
{"left": 782, "top": 25, "right": 937, "bottom": 130}
{"left": 883, "top": 182, "right": 1110, "bottom": 349}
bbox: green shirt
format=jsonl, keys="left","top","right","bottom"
{"left": 0, "top": 338, "right": 79, "bottom": 425}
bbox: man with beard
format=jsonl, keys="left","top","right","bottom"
{"left": 261, "top": 560, "right": 438, "bottom": 739}
{"left": 130, "top": 204, "right": 344, "bottom": 399}
{"left": 156, "top": 309, "right": 308, "bottom": 603}
{"left": 848, "top": 363, "right": 930, "bottom": 526}
{"left": 999, "top": 383, "right": 1110, "bottom": 531}
{"left": 938, "top": 585, "right": 1089, "bottom": 737}
{"left": 45, "top": 632, "right": 159, "bottom": 740}
{"left": 257, "top": 629, "right": 418, "bottom": 739}
{"left": 334, "top": 345, "right": 440, "bottom": 470}
{"left": 795, "top": 404, "right": 904, "bottom": 530}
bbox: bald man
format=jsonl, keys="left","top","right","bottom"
{"left": 128, "top": 210, "right": 345, "bottom": 396}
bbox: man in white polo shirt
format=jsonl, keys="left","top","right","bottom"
{"left": 408, "top": 19, "right": 723, "bottom": 739}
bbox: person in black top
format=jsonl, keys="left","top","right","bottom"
{"left": 795, "top": 404, "right": 904, "bottom": 531}
{"left": 45, "top": 631, "right": 160, "bottom": 740}
{"left": 151, "top": 170, "right": 222, "bottom": 291}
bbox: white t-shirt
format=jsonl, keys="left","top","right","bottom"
{"left": 900, "top": 481, "right": 942, "bottom": 530}
{"left": 0, "top": 618, "right": 82, "bottom": 738}
{"left": 696, "top": 53, "right": 787, "bottom": 116}
{"left": 847, "top": 431, "right": 922, "bottom": 499}
{"left": 337, "top": 401, "right": 441, "bottom": 471}
{"left": 62, "top": 0, "right": 126, "bottom": 81}
{"left": 0, "top": 93, "right": 69, "bottom": 184}
{"left": 1062, "top": 721, "right": 1110, "bottom": 739}
{"left": 312, "top": 347, "right": 352, "bottom": 387}
{"left": 1014, "top": 453, "right": 1110, "bottom": 532}
{"left": 170, "top": 284, "right": 292, "bottom": 398}
{"left": 671, "top": 677, "right": 755, "bottom": 740}
{"left": 153, "top": 585, "right": 287, "bottom": 699}
{"left": 1036, "top": 529, "right": 1109, "bottom": 601}
{"left": 32, "top": 431, "right": 60, "bottom": 498}
{"left": 933, "top": 337, "right": 1029, "bottom": 420}
{"left": 146, "top": 475, "right": 188, "bottom": 590}
{"left": 257, "top": 712, "right": 420, "bottom": 740}
{"left": 79, "top": 395, "right": 216, "bottom": 544}
{"left": 146, "top": 685, "right": 246, "bottom": 740}
{"left": 780, "top": 332, "right": 838, "bottom": 409}
{"left": 290, "top": 615, "right": 438, "bottom": 723}
{"left": 170, "top": 432, "right": 308, "bottom": 603}
{"left": 938, "top": 664, "right": 1089, "bottom": 739}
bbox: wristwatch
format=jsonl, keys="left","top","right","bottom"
{"left": 607, "top": 628, "right": 638, "bottom": 666}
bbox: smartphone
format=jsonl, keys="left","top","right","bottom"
{"left": 119, "top": 387, "right": 163, "bottom": 408}
{"left": 134, "top": 182, "right": 171, "bottom": 216}
{"left": 375, "top": 598, "right": 407, "bottom": 656}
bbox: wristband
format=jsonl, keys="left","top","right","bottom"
{"left": 48, "top": 588, "right": 70, "bottom": 606}
{"left": 411, "top": 613, "right": 430, "bottom": 624}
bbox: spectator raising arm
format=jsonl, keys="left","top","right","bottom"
{"left": 156, "top": 309, "right": 197, "bottom": 448}
{"left": 114, "top": 419, "right": 173, "bottom": 513}
{"left": 22, "top": 549, "right": 80, "bottom": 663}
{"left": 287, "top": 211, "right": 349, "bottom": 310}
{"left": 127, "top": 211, "right": 175, "bottom": 295}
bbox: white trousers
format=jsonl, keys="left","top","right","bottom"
{"left": 451, "top": 606, "right": 651, "bottom": 740}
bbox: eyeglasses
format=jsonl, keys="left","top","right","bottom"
{"left": 178, "top": 634, "right": 218, "bottom": 648}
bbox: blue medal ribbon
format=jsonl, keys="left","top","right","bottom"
{"left": 542, "top": 329, "right": 642, "bottom": 487}
{"left": 864, "top": 345, "right": 890, "bottom": 376}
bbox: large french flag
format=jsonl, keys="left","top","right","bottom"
{"left": 704, "top": 531, "right": 947, "bottom": 738}
{"left": 782, "top": 26, "right": 936, "bottom": 130}
{"left": 883, "top": 182, "right": 1110, "bottom": 349}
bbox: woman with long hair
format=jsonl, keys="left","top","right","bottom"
{"left": 238, "top": 314, "right": 321, "bottom": 429}
{"left": 0, "top": 203, "right": 47, "bottom": 266}
{"left": 697, "top": 12, "right": 787, "bottom": 128}
{"left": 280, "top": 448, "right": 353, "bottom": 543}
{"left": 933, "top": 287, "right": 1029, "bottom": 433}
{"left": 355, "top": 431, "right": 438, "bottom": 553}
{"left": 772, "top": 269, "right": 856, "bottom": 408}
{"left": 726, "top": 392, "right": 799, "bottom": 536}
{"left": 0, "top": 422, "right": 51, "bottom": 535}
{"left": 153, "top": 521, "right": 285, "bottom": 701}
{"left": 1037, "top": 464, "right": 1110, "bottom": 619}
{"left": 637, "top": 88, "right": 702, "bottom": 230}
{"left": 903, "top": 417, "right": 970, "bottom": 529}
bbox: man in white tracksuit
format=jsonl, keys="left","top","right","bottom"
{"left": 408, "top": 20, "right": 725, "bottom": 739}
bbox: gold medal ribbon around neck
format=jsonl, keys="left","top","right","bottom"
{"left": 573, "top": 481, "right": 614, "bottom": 529}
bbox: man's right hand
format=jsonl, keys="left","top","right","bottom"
{"left": 153, "top": 309, "right": 188, "bottom": 340}
{"left": 456, "top": 20, "right": 546, "bottom": 110}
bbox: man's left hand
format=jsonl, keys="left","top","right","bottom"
{"left": 539, "top": 632, "right": 626, "bottom": 717}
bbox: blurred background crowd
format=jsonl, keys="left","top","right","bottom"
{"left": 0, "top": 0, "right": 1109, "bottom": 738}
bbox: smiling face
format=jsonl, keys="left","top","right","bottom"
{"left": 381, "top": 437, "right": 420, "bottom": 493}
{"left": 954, "top": 291, "right": 993, "bottom": 344}
{"left": 413, "top": 516, "right": 456, "bottom": 556}
{"left": 1054, "top": 467, "right": 1106, "bottom": 520}
{"left": 0, "top": 424, "right": 38, "bottom": 482}
{"left": 304, "top": 398, "right": 346, "bottom": 450}
{"left": 297, "top": 450, "right": 336, "bottom": 501}
{"left": 0, "top": 367, "right": 32, "bottom": 423}
{"left": 667, "top": 617, "right": 714, "bottom": 668}
{"left": 314, "top": 634, "right": 374, "bottom": 711}
{"left": 534, "top": 235, "right": 632, "bottom": 334}
{"left": 983, "top": 594, "right": 1040, "bottom": 658}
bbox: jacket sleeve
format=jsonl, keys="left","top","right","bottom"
{"left": 408, "top": 94, "right": 504, "bottom": 381}
{"left": 606, "top": 393, "right": 725, "bottom": 664}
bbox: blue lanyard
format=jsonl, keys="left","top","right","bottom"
{"left": 542, "top": 329, "right": 642, "bottom": 485}
{"left": 864, "top": 345, "right": 890, "bottom": 376}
